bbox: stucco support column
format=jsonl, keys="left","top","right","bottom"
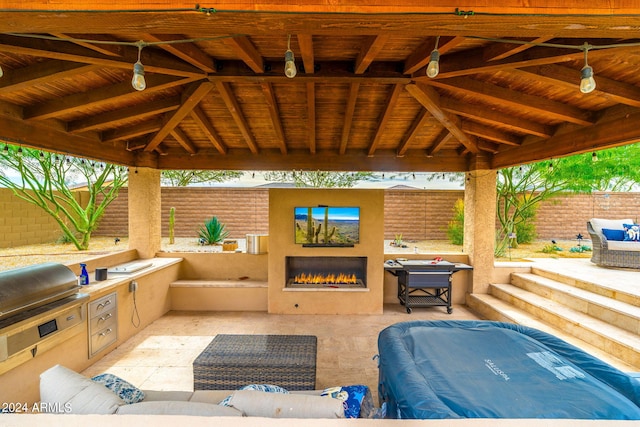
{"left": 463, "top": 168, "right": 497, "bottom": 294}
{"left": 128, "top": 167, "right": 161, "bottom": 259}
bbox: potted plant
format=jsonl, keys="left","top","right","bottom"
{"left": 198, "top": 216, "right": 229, "bottom": 245}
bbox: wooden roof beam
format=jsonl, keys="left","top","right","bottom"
{"left": 440, "top": 97, "right": 553, "bottom": 138}
{"left": 145, "top": 81, "right": 214, "bottom": 152}
{"left": 339, "top": 83, "right": 359, "bottom": 155}
{"left": 0, "top": 34, "right": 204, "bottom": 78}
{"left": 461, "top": 121, "right": 521, "bottom": 146}
{"left": 517, "top": 64, "right": 640, "bottom": 108}
{"left": 69, "top": 96, "right": 181, "bottom": 133}
{"left": 483, "top": 37, "right": 552, "bottom": 61}
{"left": 430, "top": 43, "right": 640, "bottom": 79}
{"left": 222, "top": 36, "right": 264, "bottom": 73}
{"left": 49, "top": 33, "right": 123, "bottom": 57}
{"left": 101, "top": 119, "right": 163, "bottom": 143}
{"left": 355, "top": 35, "right": 389, "bottom": 74}
{"left": 170, "top": 127, "right": 198, "bottom": 154}
{"left": 396, "top": 109, "right": 432, "bottom": 157}
{"left": 427, "top": 128, "right": 455, "bottom": 157}
{"left": 367, "top": 83, "right": 404, "bottom": 156}
{"left": 493, "top": 109, "right": 640, "bottom": 169}
{"left": 297, "top": 34, "right": 315, "bottom": 75}
{"left": 404, "top": 36, "right": 466, "bottom": 75}
{"left": 307, "top": 82, "right": 316, "bottom": 154}
{"left": 405, "top": 82, "right": 479, "bottom": 154}
{"left": 426, "top": 77, "right": 594, "bottom": 126}
{"left": 0, "top": 61, "right": 99, "bottom": 95}
{"left": 24, "top": 75, "right": 196, "bottom": 120}
{"left": 144, "top": 33, "right": 216, "bottom": 73}
{"left": 261, "top": 82, "right": 288, "bottom": 155}
{"left": 215, "top": 81, "right": 259, "bottom": 154}
{"left": 190, "top": 106, "right": 227, "bottom": 155}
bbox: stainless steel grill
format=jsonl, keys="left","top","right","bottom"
{"left": 0, "top": 262, "right": 88, "bottom": 364}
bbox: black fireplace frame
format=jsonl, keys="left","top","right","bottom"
{"left": 285, "top": 256, "right": 367, "bottom": 288}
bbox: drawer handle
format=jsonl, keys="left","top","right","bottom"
{"left": 98, "top": 313, "right": 112, "bottom": 322}
{"left": 97, "top": 300, "right": 112, "bottom": 310}
{"left": 99, "top": 328, "right": 113, "bottom": 337}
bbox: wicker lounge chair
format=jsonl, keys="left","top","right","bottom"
{"left": 587, "top": 218, "right": 640, "bottom": 268}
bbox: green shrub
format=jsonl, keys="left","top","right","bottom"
{"left": 446, "top": 199, "right": 464, "bottom": 245}
{"left": 198, "top": 216, "right": 229, "bottom": 245}
{"left": 514, "top": 202, "right": 537, "bottom": 244}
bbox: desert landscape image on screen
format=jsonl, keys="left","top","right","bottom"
{"left": 294, "top": 206, "right": 360, "bottom": 245}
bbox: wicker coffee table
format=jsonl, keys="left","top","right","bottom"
{"left": 193, "top": 334, "right": 317, "bottom": 391}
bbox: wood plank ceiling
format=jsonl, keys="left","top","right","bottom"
{"left": 1, "top": 2, "right": 640, "bottom": 172}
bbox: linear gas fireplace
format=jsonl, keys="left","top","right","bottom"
{"left": 285, "top": 256, "right": 367, "bottom": 289}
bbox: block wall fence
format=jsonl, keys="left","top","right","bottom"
{"left": 0, "top": 188, "right": 638, "bottom": 248}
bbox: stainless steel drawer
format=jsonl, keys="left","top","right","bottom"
{"left": 89, "top": 293, "right": 117, "bottom": 318}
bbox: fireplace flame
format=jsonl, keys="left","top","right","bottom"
{"left": 293, "top": 272, "right": 358, "bottom": 285}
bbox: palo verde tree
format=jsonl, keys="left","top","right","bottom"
{"left": 495, "top": 143, "right": 640, "bottom": 256}
{"left": 160, "top": 170, "right": 243, "bottom": 186}
{"left": 263, "top": 170, "right": 374, "bottom": 187}
{"left": 0, "top": 144, "right": 128, "bottom": 251}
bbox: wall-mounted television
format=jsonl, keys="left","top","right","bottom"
{"left": 294, "top": 206, "right": 360, "bottom": 246}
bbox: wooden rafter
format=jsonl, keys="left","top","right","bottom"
{"left": 215, "top": 81, "right": 259, "bottom": 154}
{"left": 261, "top": 82, "right": 287, "bottom": 155}
{"left": 367, "top": 83, "right": 403, "bottom": 156}
{"left": 144, "top": 34, "right": 216, "bottom": 73}
{"left": 222, "top": 36, "right": 264, "bottom": 73}
{"left": 461, "top": 121, "right": 521, "bottom": 146}
{"left": 355, "top": 35, "right": 389, "bottom": 74}
{"left": 0, "top": 61, "right": 99, "bottom": 95}
{"left": 339, "top": 83, "right": 359, "bottom": 155}
{"left": 49, "top": 33, "right": 123, "bottom": 57}
{"left": 483, "top": 37, "right": 553, "bottom": 61}
{"left": 0, "top": 34, "right": 203, "bottom": 78}
{"left": 24, "top": 75, "right": 196, "bottom": 120}
{"left": 440, "top": 97, "right": 553, "bottom": 138}
{"left": 69, "top": 96, "right": 181, "bottom": 133}
{"left": 405, "top": 82, "right": 479, "bottom": 153}
{"left": 297, "top": 34, "right": 314, "bottom": 75}
{"left": 427, "top": 128, "right": 455, "bottom": 157}
{"left": 426, "top": 77, "right": 594, "bottom": 126}
{"left": 190, "top": 106, "right": 227, "bottom": 155}
{"left": 144, "top": 81, "right": 214, "bottom": 152}
{"left": 170, "top": 127, "right": 198, "bottom": 154}
{"left": 396, "top": 109, "right": 431, "bottom": 157}
{"left": 307, "top": 82, "right": 316, "bottom": 155}
{"left": 102, "top": 119, "right": 163, "bottom": 144}
{"left": 404, "top": 36, "right": 466, "bottom": 75}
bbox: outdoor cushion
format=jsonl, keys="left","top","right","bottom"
{"left": 624, "top": 224, "right": 640, "bottom": 241}
{"left": 602, "top": 228, "right": 625, "bottom": 241}
{"left": 590, "top": 218, "right": 634, "bottom": 235}
{"left": 116, "top": 400, "right": 243, "bottom": 416}
{"left": 226, "top": 389, "right": 345, "bottom": 418}
{"left": 91, "top": 372, "right": 145, "bottom": 404}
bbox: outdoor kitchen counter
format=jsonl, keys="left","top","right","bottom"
{"left": 78, "top": 257, "right": 183, "bottom": 299}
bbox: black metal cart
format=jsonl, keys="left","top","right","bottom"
{"left": 384, "top": 259, "right": 472, "bottom": 314}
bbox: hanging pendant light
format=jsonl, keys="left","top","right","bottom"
{"left": 131, "top": 41, "right": 146, "bottom": 91}
{"left": 426, "top": 36, "right": 440, "bottom": 78}
{"left": 579, "top": 42, "right": 596, "bottom": 94}
{"left": 284, "top": 34, "right": 297, "bottom": 78}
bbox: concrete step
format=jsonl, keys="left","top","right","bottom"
{"left": 486, "top": 283, "right": 640, "bottom": 368}
{"left": 530, "top": 266, "right": 640, "bottom": 308}
{"left": 511, "top": 272, "right": 640, "bottom": 335}
{"left": 467, "top": 293, "right": 638, "bottom": 372}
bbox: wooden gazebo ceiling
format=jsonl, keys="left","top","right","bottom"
{"left": 2, "top": 2, "right": 640, "bottom": 172}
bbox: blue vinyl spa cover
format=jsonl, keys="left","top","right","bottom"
{"left": 377, "top": 320, "right": 640, "bottom": 419}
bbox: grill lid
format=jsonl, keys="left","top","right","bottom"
{"left": 0, "top": 262, "right": 79, "bottom": 321}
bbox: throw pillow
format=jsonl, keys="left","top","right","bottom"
{"left": 91, "top": 373, "right": 145, "bottom": 404}
{"left": 321, "top": 384, "right": 373, "bottom": 418}
{"left": 623, "top": 224, "right": 640, "bottom": 241}
{"left": 219, "top": 383, "right": 289, "bottom": 407}
{"left": 602, "top": 228, "right": 625, "bottom": 241}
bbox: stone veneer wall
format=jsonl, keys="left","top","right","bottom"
{"left": 0, "top": 188, "right": 639, "bottom": 248}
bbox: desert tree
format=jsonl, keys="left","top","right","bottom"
{"left": 0, "top": 144, "right": 128, "bottom": 251}
{"left": 160, "top": 170, "right": 243, "bottom": 186}
{"left": 263, "top": 170, "right": 374, "bottom": 187}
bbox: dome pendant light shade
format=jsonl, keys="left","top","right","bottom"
{"left": 284, "top": 49, "right": 297, "bottom": 78}
{"left": 580, "top": 65, "right": 596, "bottom": 93}
{"left": 132, "top": 61, "right": 146, "bottom": 91}
{"left": 426, "top": 50, "right": 440, "bottom": 78}
{"left": 0, "top": 65, "right": 3, "bottom": 78}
